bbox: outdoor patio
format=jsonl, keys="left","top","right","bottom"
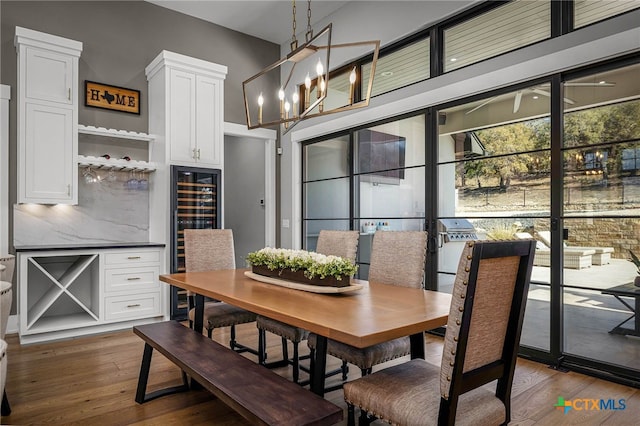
{"left": 522, "top": 259, "right": 639, "bottom": 370}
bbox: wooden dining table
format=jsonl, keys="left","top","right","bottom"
{"left": 159, "top": 269, "right": 452, "bottom": 397}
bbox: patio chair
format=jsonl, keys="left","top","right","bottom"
{"left": 536, "top": 231, "right": 614, "bottom": 265}
{"left": 343, "top": 239, "right": 536, "bottom": 426}
{"left": 307, "top": 230, "right": 428, "bottom": 392}
{"left": 257, "top": 230, "right": 359, "bottom": 384}
{"left": 184, "top": 229, "right": 258, "bottom": 356}
{"left": 516, "top": 232, "right": 596, "bottom": 269}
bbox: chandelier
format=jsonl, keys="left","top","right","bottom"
{"left": 243, "top": 0, "right": 379, "bottom": 133}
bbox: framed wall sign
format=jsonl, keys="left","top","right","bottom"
{"left": 85, "top": 81, "right": 140, "bottom": 114}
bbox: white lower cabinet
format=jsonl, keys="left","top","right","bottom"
{"left": 104, "top": 292, "right": 161, "bottom": 321}
{"left": 18, "top": 246, "right": 166, "bottom": 343}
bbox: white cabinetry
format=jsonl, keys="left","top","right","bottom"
{"left": 18, "top": 246, "right": 165, "bottom": 343}
{"left": 146, "top": 50, "right": 227, "bottom": 168}
{"left": 103, "top": 250, "right": 161, "bottom": 322}
{"left": 15, "top": 27, "right": 82, "bottom": 205}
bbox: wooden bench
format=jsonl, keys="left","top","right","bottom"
{"left": 134, "top": 321, "right": 342, "bottom": 426}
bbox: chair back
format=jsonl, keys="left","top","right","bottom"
{"left": 0, "top": 255, "right": 15, "bottom": 284}
{"left": 368, "top": 231, "right": 427, "bottom": 288}
{"left": 184, "top": 229, "right": 236, "bottom": 272}
{"left": 316, "top": 230, "right": 359, "bottom": 264}
{"left": 439, "top": 239, "right": 535, "bottom": 423}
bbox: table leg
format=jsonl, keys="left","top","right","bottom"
{"left": 635, "top": 296, "right": 640, "bottom": 335}
{"left": 310, "top": 335, "right": 327, "bottom": 397}
{"left": 409, "top": 332, "right": 425, "bottom": 359}
{"left": 194, "top": 294, "right": 204, "bottom": 335}
{"left": 190, "top": 294, "right": 206, "bottom": 390}
{"left": 608, "top": 295, "right": 639, "bottom": 337}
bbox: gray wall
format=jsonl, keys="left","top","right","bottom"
{"left": 224, "top": 135, "right": 266, "bottom": 268}
{"left": 1, "top": 0, "right": 280, "bottom": 316}
{"left": 1, "top": 1, "right": 279, "bottom": 131}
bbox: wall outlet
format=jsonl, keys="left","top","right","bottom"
{"left": 282, "top": 219, "right": 290, "bottom": 228}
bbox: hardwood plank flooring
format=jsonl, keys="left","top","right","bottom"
{"left": 2, "top": 322, "right": 638, "bottom": 425}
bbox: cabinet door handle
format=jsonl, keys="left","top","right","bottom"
{"left": 68, "top": 88, "right": 71, "bottom": 100}
{"left": 127, "top": 277, "right": 141, "bottom": 281}
{"left": 67, "top": 184, "right": 71, "bottom": 196}
{"left": 127, "top": 304, "right": 141, "bottom": 308}
{"left": 192, "top": 148, "right": 197, "bottom": 160}
{"left": 197, "top": 148, "right": 201, "bottom": 159}
{"left": 127, "top": 256, "right": 141, "bottom": 260}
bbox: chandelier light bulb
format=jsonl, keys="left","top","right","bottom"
{"left": 292, "top": 92, "right": 299, "bottom": 104}
{"left": 257, "top": 93, "right": 264, "bottom": 124}
{"left": 278, "top": 88, "right": 285, "bottom": 120}
{"left": 305, "top": 74, "right": 311, "bottom": 89}
{"left": 350, "top": 67, "right": 356, "bottom": 84}
{"left": 284, "top": 100, "right": 291, "bottom": 112}
{"left": 316, "top": 59, "right": 324, "bottom": 76}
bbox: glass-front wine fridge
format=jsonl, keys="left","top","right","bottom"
{"left": 170, "top": 165, "right": 221, "bottom": 320}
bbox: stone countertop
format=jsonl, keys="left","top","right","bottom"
{"left": 15, "top": 242, "right": 165, "bottom": 252}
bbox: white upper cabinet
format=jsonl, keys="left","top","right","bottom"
{"left": 15, "top": 27, "right": 82, "bottom": 204}
{"left": 146, "top": 50, "right": 227, "bottom": 168}
{"left": 25, "top": 48, "right": 74, "bottom": 105}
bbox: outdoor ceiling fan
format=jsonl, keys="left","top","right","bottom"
{"left": 465, "top": 81, "right": 615, "bottom": 115}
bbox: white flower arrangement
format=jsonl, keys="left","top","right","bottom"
{"left": 246, "top": 247, "right": 358, "bottom": 281}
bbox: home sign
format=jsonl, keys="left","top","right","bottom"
{"left": 85, "top": 81, "right": 140, "bottom": 114}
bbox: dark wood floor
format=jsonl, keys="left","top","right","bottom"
{"left": 3, "top": 322, "right": 639, "bottom": 425}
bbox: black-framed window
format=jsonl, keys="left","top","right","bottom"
{"left": 302, "top": 114, "right": 427, "bottom": 280}
{"left": 331, "top": 1, "right": 639, "bottom": 102}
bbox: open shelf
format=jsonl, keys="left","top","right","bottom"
{"left": 25, "top": 312, "right": 100, "bottom": 334}
{"left": 78, "top": 124, "right": 155, "bottom": 142}
{"left": 78, "top": 155, "right": 156, "bottom": 172}
{"left": 26, "top": 254, "right": 99, "bottom": 330}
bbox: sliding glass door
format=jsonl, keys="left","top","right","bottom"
{"left": 562, "top": 62, "right": 640, "bottom": 372}
{"left": 300, "top": 56, "right": 640, "bottom": 385}
{"left": 436, "top": 84, "right": 552, "bottom": 351}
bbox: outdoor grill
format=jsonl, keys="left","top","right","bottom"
{"left": 438, "top": 218, "right": 478, "bottom": 242}
{"left": 437, "top": 218, "right": 478, "bottom": 276}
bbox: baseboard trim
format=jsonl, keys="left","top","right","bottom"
{"left": 6, "top": 314, "right": 18, "bottom": 335}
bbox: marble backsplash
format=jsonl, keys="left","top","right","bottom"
{"left": 14, "top": 170, "right": 150, "bottom": 246}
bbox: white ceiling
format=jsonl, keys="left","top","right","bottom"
{"left": 146, "top": 0, "right": 351, "bottom": 45}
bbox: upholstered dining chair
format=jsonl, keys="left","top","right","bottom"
{"left": 257, "top": 230, "right": 360, "bottom": 384}
{"left": 0, "top": 254, "right": 14, "bottom": 416}
{"left": 0, "top": 339, "right": 7, "bottom": 416}
{"left": 307, "top": 230, "right": 428, "bottom": 391}
{"left": 343, "top": 239, "right": 536, "bottom": 426}
{"left": 184, "top": 229, "right": 258, "bottom": 356}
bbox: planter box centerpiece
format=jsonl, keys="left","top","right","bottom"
{"left": 246, "top": 248, "right": 357, "bottom": 288}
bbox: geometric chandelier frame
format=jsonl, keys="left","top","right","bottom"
{"left": 243, "top": 24, "right": 380, "bottom": 134}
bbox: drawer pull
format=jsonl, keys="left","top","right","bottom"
{"left": 127, "top": 277, "right": 141, "bottom": 281}
{"left": 127, "top": 304, "right": 141, "bottom": 308}
{"left": 127, "top": 256, "right": 141, "bottom": 260}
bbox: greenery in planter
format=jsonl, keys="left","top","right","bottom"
{"left": 246, "top": 248, "right": 358, "bottom": 281}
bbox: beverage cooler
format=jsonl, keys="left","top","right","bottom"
{"left": 170, "top": 165, "right": 221, "bottom": 320}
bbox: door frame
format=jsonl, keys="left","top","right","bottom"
{"left": 223, "top": 122, "right": 277, "bottom": 248}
